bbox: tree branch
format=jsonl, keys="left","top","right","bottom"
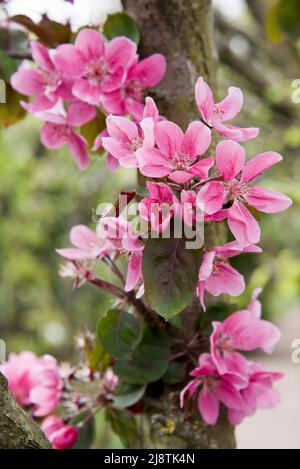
{"left": 0, "top": 372, "right": 52, "bottom": 449}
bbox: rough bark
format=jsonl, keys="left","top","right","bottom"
{"left": 124, "top": 0, "right": 218, "bottom": 126}
{"left": 123, "top": 0, "right": 235, "bottom": 449}
{"left": 0, "top": 372, "right": 52, "bottom": 449}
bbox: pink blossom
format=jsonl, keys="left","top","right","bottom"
{"left": 137, "top": 120, "right": 212, "bottom": 183}
{"left": 115, "top": 54, "right": 167, "bottom": 119}
{"left": 102, "top": 369, "right": 119, "bottom": 395}
{"left": 139, "top": 182, "right": 180, "bottom": 232}
{"left": 180, "top": 353, "right": 244, "bottom": 425}
{"left": 210, "top": 293, "right": 281, "bottom": 378}
{"left": 38, "top": 100, "right": 96, "bottom": 170}
{"left": 195, "top": 76, "right": 259, "bottom": 141}
{"left": 228, "top": 362, "right": 283, "bottom": 425}
{"left": 11, "top": 41, "right": 71, "bottom": 112}
{"left": 101, "top": 55, "right": 166, "bottom": 119}
{"left": 54, "top": 29, "right": 137, "bottom": 107}
{"left": 97, "top": 217, "right": 144, "bottom": 291}
{"left": 197, "top": 241, "right": 262, "bottom": 309}
{"left": 97, "top": 97, "right": 160, "bottom": 170}
{"left": 0, "top": 352, "right": 62, "bottom": 417}
{"left": 197, "top": 140, "right": 292, "bottom": 247}
{"left": 56, "top": 224, "right": 114, "bottom": 261}
{"left": 41, "top": 416, "right": 78, "bottom": 450}
{"left": 92, "top": 129, "right": 120, "bottom": 172}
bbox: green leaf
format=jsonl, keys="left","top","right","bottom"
{"left": 86, "top": 340, "right": 111, "bottom": 372}
{"left": 73, "top": 418, "right": 95, "bottom": 449}
{"left": 103, "top": 13, "right": 140, "bottom": 44}
{"left": 142, "top": 237, "right": 202, "bottom": 320}
{"left": 10, "top": 15, "right": 72, "bottom": 47}
{"left": 69, "top": 410, "right": 90, "bottom": 426}
{"left": 106, "top": 408, "right": 138, "bottom": 447}
{"left": 97, "top": 309, "right": 143, "bottom": 359}
{"left": 113, "top": 383, "right": 146, "bottom": 408}
{"left": 163, "top": 362, "right": 187, "bottom": 385}
{"left": 0, "top": 84, "right": 27, "bottom": 126}
{"left": 113, "top": 329, "right": 170, "bottom": 384}
{"left": 80, "top": 110, "right": 106, "bottom": 153}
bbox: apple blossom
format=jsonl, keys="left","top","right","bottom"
{"left": 0, "top": 352, "right": 62, "bottom": 417}
{"left": 41, "top": 416, "right": 79, "bottom": 450}
{"left": 195, "top": 76, "right": 259, "bottom": 141}
{"left": 137, "top": 120, "right": 213, "bottom": 183}
{"left": 11, "top": 41, "right": 70, "bottom": 112}
{"left": 197, "top": 241, "right": 262, "bottom": 309}
{"left": 197, "top": 139, "right": 292, "bottom": 247}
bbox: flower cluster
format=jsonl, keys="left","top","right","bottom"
{"left": 57, "top": 77, "right": 291, "bottom": 309}
{"left": 9, "top": 20, "right": 292, "bottom": 437}
{"left": 180, "top": 290, "right": 283, "bottom": 425}
{"left": 11, "top": 28, "right": 166, "bottom": 170}
{"left": 0, "top": 349, "right": 121, "bottom": 449}
{"left": 0, "top": 351, "right": 62, "bottom": 417}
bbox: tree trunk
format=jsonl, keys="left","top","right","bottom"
{"left": 123, "top": 0, "right": 235, "bottom": 449}
{"left": 0, "top": 372, "right": 52, "bottom": 449}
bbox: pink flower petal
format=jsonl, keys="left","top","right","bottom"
{"left": 70, "top": 225, "right": 99, "bottom": 250}
{"left": 54, "top": 44, "right": 86, "bottom": 79}
{"left": 137, "top": 147, "right": 171, "bottom": 178}
{"left": 102, "top": 136, "right": 134, "bottom": 161}
{"left": 67, "top": 131, "right": 89, "bottom": 170}
{"left": 215, "top": 139, "right": 245, "bottom": 181}
{"left": 228, "top": 201, "right": 261, "bottom": 247}
{"left": 101, "top": 90, "right": 125, "bottom": 115}
{"left": 224, "top": 125, "right": 259, "bottom": 142}
{"left": 216, "top": 380, "right": 244, "bottom": 411}
{"left": 67, "top": 101, "right": 96, "bottom": 127}
{"left": 11, "top": 67, "right": 44, "bottom": 96}
{"left": 72, "top": 78, "right": 102, "bottom": 105}
{"left": 198, "top": 251, "right": 215, "bottom": 281}
{"left": 195, "top": 76, "right": 214, "bottom": 122}
{"left": 30, "top": 41, "right": 54, "bottom": 72}
{"left": 146, "top": 181, "right": 174, "bottom": 202}
{"left": 103, "top": 66, "right": 126, "bottom": 93}
{"left": 106, "top": 115, "right": 138, "bottom": 143}
{"left": 143, "top": 96, "right": 160, "bottom": 122}
{"left": 245, "top": 186, "right": 292, "bottom": 213}
{"left": 217, "top": 86, "right": 243, "bottom": 121}
{"left": 247, "top": 288, "right": 262, "bottom": 318}
{"left": 40, "top": 122, "right": 68, "bottom": 148}
{"left": 182, "top": 121, "right": 211, "bottom": 158}
{"left": 75, "top": 28, "right": 105, "bottom": 60}
{"left": 188, "top": 157, "right": 214, "bottom": 180}
{"left": 56, "top": 247, "right": 94, "bottom": 260}
{"left": 129, "top": 54, "right": 166, "bottom": 88}
{"left": 168, "top": 171, "right": 193, "bottom": 184}
{"left": 213, "top": 121, "right": 244, "bottom": 140}
{"left": 198, "top": 388, "right": 220, "bottom": 425}
{"left": 105, "top": 37, "right": 137, "bottom": 71}
{"left": 241, "top": 151, "right": 282, "bottom": 183}
{"left": 125, "top": 252, "right": 142, "bottom": 291}
{"left": 154, "top": 120, "right": 183, "bottom": 158}
{"left": 125, "top": 97, "right": 145, "bottom": 120}
{"left": 222, "top": 310, "right": 281, "bottom": 353}
{"left": 197, "top": 181, "right": 227, "bottom": 215}
{"left": 205, "top": 263, "right": 245, "bottom": 297}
